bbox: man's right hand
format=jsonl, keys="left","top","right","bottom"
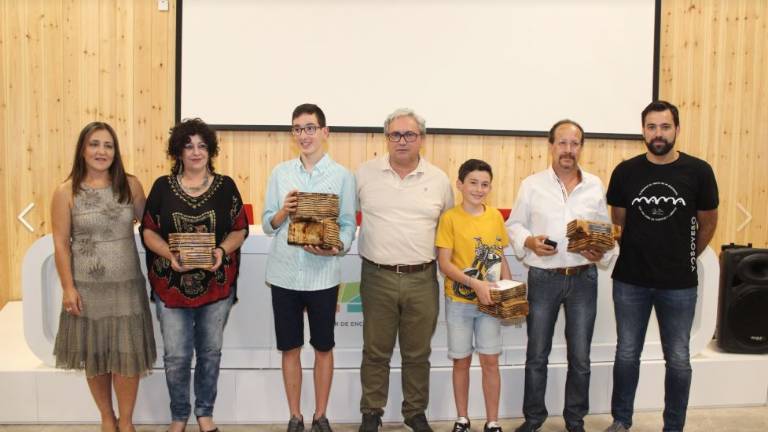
{"left": 525, "top": 235, "right": 557, "bottom": 257}
{"left": 269, "top": 189, "right": 300, "bottom": 230}
{"left": 281, "top": 190, "right": 299, "bottom": 214}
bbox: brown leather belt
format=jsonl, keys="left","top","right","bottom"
{"left": 546, "top": 264, "right": 594, "bottom": 276}
{"left": 362, "top": 257, "right": 434, "bottom": 274}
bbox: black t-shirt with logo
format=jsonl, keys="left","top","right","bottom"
{"left": 607, "top": 152, "right": 718, "bottom": 289}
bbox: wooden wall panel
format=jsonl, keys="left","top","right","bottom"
{"left": 0, "top": 0, "right": 178, "bottom": 306}
{"left": 2, "top": 0, "right": 34, "bottom": 308}
{"left": 1, "top": 0, "right": 767, "bottom": 307}
{"left": 0, "top": 0, "right": 9, "bottom": 309}
{"left": 660, "top": 0, "right": 768, "bottom": 246}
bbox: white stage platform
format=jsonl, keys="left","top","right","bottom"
{"left": 7, "top": 230, "right": 768, "bottom": 424}
{"left": 1, "top": 300, "right": 766, "bottom": 424}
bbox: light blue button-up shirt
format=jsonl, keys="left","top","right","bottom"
{"left": 262, "top": 154, "right": 356, "bottom": 291}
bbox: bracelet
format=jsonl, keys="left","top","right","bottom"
{"left": 215, "top": 246, "right": 227, "bottom": 255}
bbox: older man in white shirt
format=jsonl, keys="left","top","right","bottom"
{"left": 507, "top": 120, "right": 614, "bottom": 432}
{"left": 356, "top": 108, "right": 453, "bottom": 432}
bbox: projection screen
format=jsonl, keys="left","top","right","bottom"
{"left": 177, "top": 0, "right": 659, "bottom": 138}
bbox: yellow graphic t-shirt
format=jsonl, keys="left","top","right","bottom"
{"left": 435, "top": 205, "right": 510, "bottom": 304}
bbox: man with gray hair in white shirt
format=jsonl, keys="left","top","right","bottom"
{"left": 506, "top": 119, "right": 614, "bottom": 432}
{"left": 356, "top": 108, "right": 453, "bottom": 432}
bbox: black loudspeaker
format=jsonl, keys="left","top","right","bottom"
{"left": 716, "top": 246, "right": 768, "bottom": 353}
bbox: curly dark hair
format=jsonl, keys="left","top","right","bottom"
{"left": 167, "top": 118, "right": 219, "bottom": 175}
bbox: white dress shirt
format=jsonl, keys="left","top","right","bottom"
{"left": 506, "top": 166, "right": 615, "bottom": 269}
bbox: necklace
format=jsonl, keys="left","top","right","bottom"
{"left": 177, "top": 171, "right": 211, "bottom": 195}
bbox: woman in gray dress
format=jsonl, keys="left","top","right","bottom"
{"left": 51, "top": 122, "right": 156, "bottom": 432}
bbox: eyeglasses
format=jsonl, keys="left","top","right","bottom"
{"left": 291, "top": 125, "right": 321, "bottom": 136}
{"left": 386, "top": 131, "right": 420, "bottom": 143}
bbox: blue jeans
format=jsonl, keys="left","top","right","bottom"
{"left": 523, "top": 266, "right": 597, "bottom": 429}
{"left": 156, "top": 293, "right": 234, "bottom": 422}
{"left": 610, "top": 280, "right": 697, "bottom": 432}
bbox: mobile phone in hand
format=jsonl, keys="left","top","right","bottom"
{"left": 543, "top": 238, "right": 558, "bottom": 249}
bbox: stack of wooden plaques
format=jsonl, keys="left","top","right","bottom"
{"left": 566, "top": 219, "right": 621, "bottom": 252}
{"left": 294, "top": 192, "right": 339, "bottom": 221}
{"left": 478, "top": 280, "right": 529, "bottom": 320}
{"left": 169, "top": 232, "right": 216, "bottom": 269}
{"left": 287, "top": 192, "right": 342, "bottom": 249}
{"left": 287, "top": 220, "right": 343, "bottom": 250}
{"left": 320, "top": 219, "right": 342, "bottom": 249}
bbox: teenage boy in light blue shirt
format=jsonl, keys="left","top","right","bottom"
{"left": 262, "top": 103, "right": 356, "bottom": 432}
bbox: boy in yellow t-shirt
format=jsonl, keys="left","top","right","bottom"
{"left": 435, "top": 159, "right": 512, "bottom": 432}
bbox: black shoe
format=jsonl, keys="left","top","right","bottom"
{"left": 196, "top": 415, "right": 219, "bottom": 432}
{"left": 404, "top": 413, "right": 433, "bottom": 432}
{"left": 452, "top": 418, "right": 471, "bottom": 432}
{"left": 484, "top": 422, "right": 503, "bottom": 432}
{"left": 311, "top": 415, "right": 333, "bottom": 432}
{"left": 359, "top": 413, "right": 382, "bottom": 432}
{"left": 513, "top": 422, "right": 541, "bottom": 432}
{"left": 566, "top": 425, "right": 585, "bottom": 432}
{"left": 287, "top": 415, "right": 305, "bottom": 432}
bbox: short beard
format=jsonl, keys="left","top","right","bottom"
{"left": 645, "top": 138, "right": 675, "bottom": 156}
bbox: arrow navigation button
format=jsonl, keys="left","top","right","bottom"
{"left": 736, "top": 203, "right": 752, "bottom": 232}
{"left": 17, "top": 202, "right": 35, "bottom": 232}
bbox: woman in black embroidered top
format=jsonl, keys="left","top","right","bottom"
{"left": 141, "top": 118, "right": 248, "bottom": 432}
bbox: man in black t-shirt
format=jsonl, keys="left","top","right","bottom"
{"left": 603, "top": 101, "right": 718, "bottom": 432}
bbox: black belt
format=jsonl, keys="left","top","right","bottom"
{"left": 544, "top": 264, "right": 594, "bottom": 276}
{"left": 362, "top": 257, "right": 434, "bottom": 274}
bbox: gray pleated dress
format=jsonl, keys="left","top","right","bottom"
{"left": 53, "top": 186, "right": 156, "bottom": 377}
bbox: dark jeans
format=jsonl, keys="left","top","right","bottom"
{"left": 522, "top": 265, "right": 597, "bottom": 429}
{"left": 155, "top": 293, "right": 234, "bottom": 422}
{"left": 610, "top": 280, "right": 697, "bottom": 432}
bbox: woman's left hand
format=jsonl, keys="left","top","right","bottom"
{"left": 210, "top": 247, "right": 225, "bottom": 271}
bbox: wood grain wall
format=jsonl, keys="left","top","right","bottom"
{"left": 1, "top": 0, "right": 766, "bottom": 307}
